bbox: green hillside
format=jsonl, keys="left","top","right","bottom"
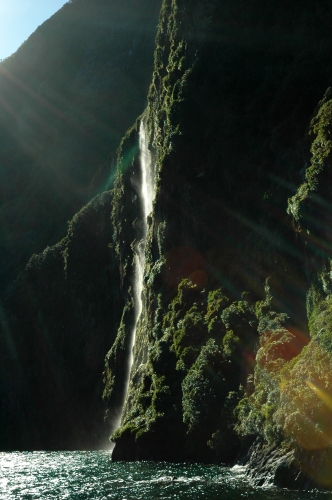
{"left": 0, "top": 0, "right": 161, "bottom": 450}
{"left": 0, "top": 0, "right": 161, "bottom": 292}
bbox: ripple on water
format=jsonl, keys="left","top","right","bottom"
{"left": 0, "top": 452, "right": 330, "bottom": 499}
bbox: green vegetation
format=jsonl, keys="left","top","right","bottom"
{"left": 288, "top": 89, "right": 332, "bottom": 243}
{"left": 111, "top": 277, "right": 258, "bottom": 462}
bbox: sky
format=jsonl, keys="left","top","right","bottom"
{"left": 0, "top": 0, "right": 67, "bottom": 61}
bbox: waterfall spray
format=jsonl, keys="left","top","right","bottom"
{"left": 122, "top": 120, "right": 155, "bottom": 419}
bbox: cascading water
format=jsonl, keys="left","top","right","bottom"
{"left": 129, "top": 121, "right": 155, "bottom": 366}
{"left": 123, "top": 119, "right": 155, "bottom": 414}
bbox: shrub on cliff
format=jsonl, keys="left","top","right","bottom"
{"left": 288, "top": 89, "right": 332, "bottom": 262}
{"left": 235, "top": 294, "right": 308, "bottom": 445}
{"left": 273, "top": 296, "right": 332, "bottom": 451}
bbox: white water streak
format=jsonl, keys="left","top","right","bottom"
{"left": 140, "top": 121, "right": 155, "bottom": 228}
{"left": 129, "top": 121, "right": 154, "bottom": 362}
{"left": 125, "top": 120, "right": 155, "bottom": 409}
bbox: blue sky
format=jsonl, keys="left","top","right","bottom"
{"left": 0, "top": 0, "right": 67, "bottom": 60}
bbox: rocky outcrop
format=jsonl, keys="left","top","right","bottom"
{"left": 240, "top": 436, "right": 332, "bottom": 491}
{"left": 241, "top": 439, "right": 314, "bottom": 490}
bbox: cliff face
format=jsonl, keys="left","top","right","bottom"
{"left": 105, "top": 0, "right": 332, "bottom": 483}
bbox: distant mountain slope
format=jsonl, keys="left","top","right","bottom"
{"left": 1, "top": 192, "right": 121, "bottom": 450}
{"left": 0, "top": 0, "right": 161, "bottom": 292}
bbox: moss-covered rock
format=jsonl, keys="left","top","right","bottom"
{"left": 110, "top": 0, "right": 332, "bottom": 464}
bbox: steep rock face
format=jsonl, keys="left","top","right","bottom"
{"left": 0, "top": 0, "right": 161, "bottom": 293}
{"left": 105, "top": 0, "right": 332, "bottom": 476}
{"left": 0, "top": 192, "right": 122, "bottom": 450}
{"left": 241, "top": 439, "right": 314, "bottom": 490}
{"left": 236, "top": 93, "right": 332, "bottom": 489}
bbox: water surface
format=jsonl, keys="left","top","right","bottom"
{"left": 0, "top": 451, "right": 330, "bottom": 499}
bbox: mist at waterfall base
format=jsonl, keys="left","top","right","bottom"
{"left": 0, "top": 452, "right": 329, "bottom": 499}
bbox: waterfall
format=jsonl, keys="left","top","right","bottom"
{"left": 122, "top": 120, "right": 155, "bottom": 415}
{"left": 128, "top": 121, "right": 155, "bottom": 366}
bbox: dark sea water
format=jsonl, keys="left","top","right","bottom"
{"left": 0, "top": 451, "right": 331, "bottom": 499}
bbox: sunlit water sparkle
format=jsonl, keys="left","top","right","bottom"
{"left": 0, "top": 452, "right": 331, "bottom": 499}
